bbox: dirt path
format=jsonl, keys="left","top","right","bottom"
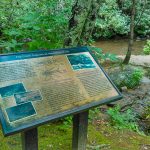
{"left": 118, "top": 55, "right": 150, "bottom": 67}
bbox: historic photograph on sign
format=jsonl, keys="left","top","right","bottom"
{"left": 67, "top": 53, "right": 96, "bottom": 70}
{"left": 0, "top": 83, "right": 26, "bottom": 98}
{"left": 6, "top": 102, "right": 36, "bottom": 122}
{"left": 14, "top": 90, "right": 42, "bottom": 104}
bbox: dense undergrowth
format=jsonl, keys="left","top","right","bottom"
{"left": 0, "top": 0, "right": 73, "bottom": 53}
{"left": 107, "top": 106, "right": 140, "bottom": 132}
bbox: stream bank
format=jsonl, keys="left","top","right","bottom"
{"left": 94, "top": 38, "right": 150, "bottom": 136}
{"left": 103, "top": 62, "right": 150, "bottom": 136}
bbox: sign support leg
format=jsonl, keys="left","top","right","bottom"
{"left": 72, "top": 111, "right": 89, "bottom": 150}
{"left": 21, "top": 128, "right": 38, "bottom": 150}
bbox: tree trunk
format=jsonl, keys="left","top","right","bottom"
{"left": 123, "top": 0, "right": 136, "bottom": 64}
{"left": 79, "top": 0, "right": 101, "bottom": 45}
{"left": 117, "top": 0, "right": 123, "bottom": 9}
{"left": 64, "top": 0, "right": 101, "bottom": 47}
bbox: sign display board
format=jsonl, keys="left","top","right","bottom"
{"left": 0, "top": 47, "right": 122, "bottom": 136}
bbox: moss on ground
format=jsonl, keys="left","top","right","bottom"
{"left": 0, "top": 122, "right": 150, "bottom": 150}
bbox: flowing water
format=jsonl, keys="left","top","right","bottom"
{"left": 94, "top": 39, "right": 147, "bottom": 55}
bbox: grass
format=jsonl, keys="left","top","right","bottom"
{"left": 0, "top": 120, "right": 150, "bottom": 150}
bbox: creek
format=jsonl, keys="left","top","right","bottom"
{"left": 94, "top": 39, "right": 146, "bottom": 55}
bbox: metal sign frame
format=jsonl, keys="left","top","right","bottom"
{"left": 0, "top": 46, "right": 122, "bottom": 136}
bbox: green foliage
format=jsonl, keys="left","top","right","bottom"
{"left": 122, "top": 0, "right": 150, "bottom": 35}
{"left": 94, "top": 0, "right": 150, "bottom": 38}
{"left": 89, "top": 107, "right": 100, "bottom": 122}
{"left": 1, "top": 122, "right": 149, "bottom": 150}
{"left": 60, "top": 107, "right": 100, "bottom": 129}
{"left": 95, "top": 0, "right": 129, "bottom": 38}
{"left": 58, "top": 116, "right": 72, "bottom": 131}
{"left": 62, "top": 116, "right": 72, "bottom": 126}
{"left": 0, "top": 0, "right": 73, "bottom": 53}
{"left": 125, "top": 68, "right": 144, "bottom": 88}
{"left": 134, "top": 4, "right": 150, "bottom": 36}
{"left": 0, "top": 0, "right": 149, "bottom": 51}
{"left": 90, "top": 47, "right": 119, "bottom": 62}
{"left": 143, "top": 40, "right": 150, "bottom": 55}
{"left": 128, "top": 68, "right": 144, "bottom": 88}
{"left": 110, "top": 67, "right": 144, "bottom": 89}
{"left": 60, "top": 107, "right": 100, "bottom": 128}
{"left": 107, "top": 105, "right": 139, "bottom": 132}
{"left": 0, "top": 39, "right": 23, "bottom": 52}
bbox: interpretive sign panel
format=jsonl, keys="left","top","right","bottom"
{"left": 0, "top": 46, "right": 122, "bottom": 136}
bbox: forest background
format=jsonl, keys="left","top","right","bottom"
{"left": 0, "top": 0, "right": 150, "bottom": 53}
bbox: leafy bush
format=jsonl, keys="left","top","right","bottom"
{"left": 0, "top": 0, "right": 73, "bottom": 53}
{"left": 60, "top": 107, "right": 100, "bottom": 129}
{"left": 143, "top": 40, "right": 150, "bottom": 55}
{"left": 90, "top": 47, "right": 119, "bottom": 62}
{"left": 94, "top": 0, "right": 129, "bottom": 38}
{"left": 107, "top": 105, "right": 139, "bottom": 132}
{"left": 94, "top": 0, "right": 150, "bottom": 38}
{"left": 57, "top": 116, "right": 72, "bottom": 131}
{"left": 130, "top": 69, "right": 144, "bottom": 87}
{"left": 110, "top": 66, "right": 144, "bottom": 89}
{"left": 135, "top": 7, "right": 150, "bottom": 36}
{"left": 89, "top": 107, "right": 100, "bottom": 122}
